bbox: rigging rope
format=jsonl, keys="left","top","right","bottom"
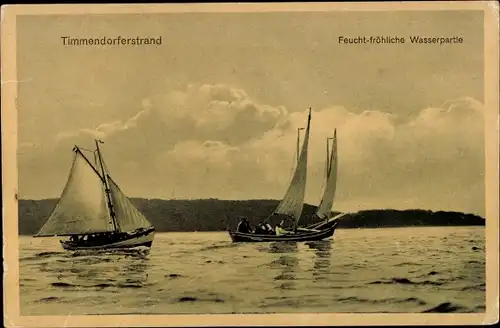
{"left": 78, "top": 147, "right": 96, "bottom": 153}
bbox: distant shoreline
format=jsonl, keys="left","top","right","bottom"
{"left": 20, "top": 226, "right": 485, "bottom": 237}
{"left": 18, "top": 198, "right": 485, "bottom": 235}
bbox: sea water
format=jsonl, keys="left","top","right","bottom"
{"left": 19, "top": 226, "right": 485, "bottom": 315}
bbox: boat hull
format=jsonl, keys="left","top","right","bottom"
{"left": 228, "top": 222, "right": 338, "bottom": 242}
{"left": 60, "top": 227, "right": 155, "bottom": 251}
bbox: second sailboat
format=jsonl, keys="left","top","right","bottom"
{"left": 228, "top": 108, "right": 338, "bottom": 242}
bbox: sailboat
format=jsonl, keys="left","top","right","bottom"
{"left": 34, "top": 140, "right": 156, "bottom": 251}
{"left": 304, "top": 129, "right": 347, "bottom": 230}
{"left": 228, "top": 108, "right": 338, "bottom": 242}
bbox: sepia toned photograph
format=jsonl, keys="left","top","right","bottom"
{"left": 2, "top": 2, "right": 499, "bottom": 327}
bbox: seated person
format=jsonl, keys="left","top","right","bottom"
{"left": 254, "top": 222, "right": 267, "bottom": 234}
{"left": 275, "top": 220, "right": 293, "bottom": 236}
{"left": 254, "top": 221, "right": 274, "bottom": 234}
{"left": 236, "top": 217, "right": 253, "bottom": 233}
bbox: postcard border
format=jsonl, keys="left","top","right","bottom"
{"left": 2, "top": 1, "right": 499, "bottom": 327}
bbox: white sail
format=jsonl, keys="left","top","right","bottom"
{"left": 272, "top": 108, "right": 311, "bottom": 228}
{"left": 35, "top": 151, "right": 115, "bottom": 236}
{"left": 107, "top": 177, "right": 153, "bottom": 232}
{"left": 316, "top": 130, "right": 338, "bottom": 219}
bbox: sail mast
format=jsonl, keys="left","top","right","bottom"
{"left": 330, "top": 129, "right": 336, "bottom": 176}
{"left": 292, "top": 108, "right": 311, "bottom": 231}
{"left": 95, "top": 140, "right": 118, "bottom": 232}
{"left": 326, "top": 138, "right": 330, "bottom": 177}
{"left": 326, "top": 136, "right": 334, "bottom": 176}
{"left": 296, "top": 128, "right": 304, "bottom": 163}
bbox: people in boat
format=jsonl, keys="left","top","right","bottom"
{"left": 80, "top": 235, "right": 89, "bottom": 245}
{"left": 236, "top": 217, "right": 253, "bottom": 233}
{"left": 254, "top": 221, "right": 273, "bottom": 234}
{"left": 275, "top": 220, "right": 292, "bottom": 236}
{"left": 254, "top": 223, "right": 265, "bottom": 234}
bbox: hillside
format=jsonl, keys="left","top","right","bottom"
{"left": 18, "top": 198, "right": 485, "bottom": 235}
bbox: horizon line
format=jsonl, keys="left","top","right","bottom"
{"left": 17, "top": 197, "right": 485, "bottom": 219}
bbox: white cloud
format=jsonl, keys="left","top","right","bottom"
{"left": 168, "top": 140, "right": 239, "bottom": 167}
{"left": 18, "top": 84, "right": 485, "bottom": 216}
{"left": 55, "top": 108, "right": 150, "bottom": 142}
{"left": 142, "top": 83, "right": 288, "bottom": 144}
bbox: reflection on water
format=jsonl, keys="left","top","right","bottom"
{"left": 259, "top": 241, "right": 334, "bottom": 290}
{"left": 306, "top": 240, "right": 333, "bottom": 282}
{"left": 24, "top": 248, "right": 151, "bottom": 290}
{"left": 268, "top": 242, "right": 299, "bottom": 290}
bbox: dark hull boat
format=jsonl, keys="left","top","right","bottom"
{"left": 229, "top": 222, "right": 338, "bottom": 242}
{"left": 60, "top": 227, "right": 156, "bottom": 251}
{"left": 228, "top": 108, "right": 338, "bottom": 243}
{"left": 34, "top": 140, "right": 156, "bottom": 251}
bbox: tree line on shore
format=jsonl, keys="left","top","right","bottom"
{"left": 18, "top": 198, "right": 485, "bottom": 235}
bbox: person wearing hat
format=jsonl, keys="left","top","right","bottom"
{"left": 236, "top": 217, "right": 253, "bottom": 233}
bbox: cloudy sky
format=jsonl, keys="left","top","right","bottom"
{"left": 16, "top": 10, "right": 485, "bottom": 216}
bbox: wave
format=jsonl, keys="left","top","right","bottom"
{"left": 165, "top": 273, "right": 183, "bottom": 279}
{"left": 118, "top": 283, "right": 143, "bottom": 288}
{"left": 336, "top": 296, "right": 427, "bottom": 306}
{"left": 204, "top": 259, "right": 226, "bottom": 264}
{"left": 368, "top": 277, "right": 447, "bottom": 286}
{"left": 460, "top": 283, "right": 485, "bottom": 291}
{"left": 176, "top": 296, "right": 225, "bottom": 303}
{"left": 393, "top": 261, "right": 424, "bottom": 267}
{"left": 51, "top": 282, "right": 75, "bottom": 288}
{"left": 50, "top": 281, "right": 149, "bottom": 289}
{"left": 467, "top": 260, "right": 484, "bottom": 265}
{"left": 274, "top": 273, "right": 296, "bottom": 281}
{"left": 70, "top": 248, "right": 150, "bottom": 258}
{"left": 198, "top": 242, "right": 238, "bottom": 252}
{"left": 35, "top": 251, "right": 64, "bottom": 257}
{"left": 39, "top": 296, "right": 60, "bottom": 302}
{"left": 23, "top": 249, "right": 150, "bottom": 263}
{"left": 20, "top": 252, "right": 66, "bottom": 262}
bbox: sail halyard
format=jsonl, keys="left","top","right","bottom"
{"left": 34, "top": 147, "right": 115, "bottom": 237}
{"left": 270, "top": 108, "right": 312, "bottom": 230}
{"left": 315, "top": 129, "right": 338, "bottom": 219}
